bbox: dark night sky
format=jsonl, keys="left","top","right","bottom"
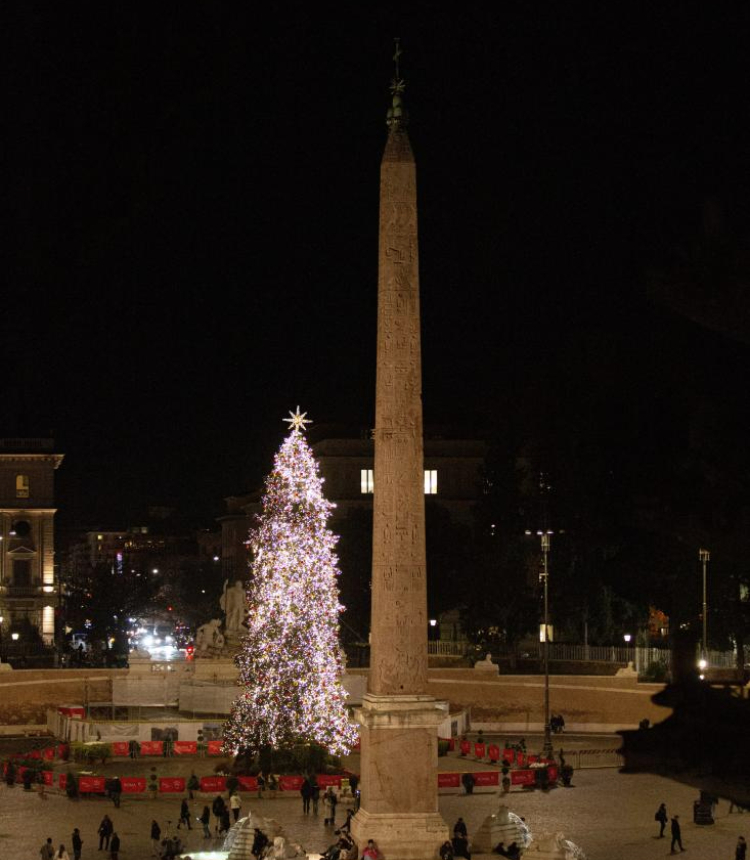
{"left": 4, "top": 5, "right": 750, "bottom": 529}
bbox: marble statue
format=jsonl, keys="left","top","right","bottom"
{"left": 221, "top": 579, "right": 246, "bottom": 635}
{"left": 195, "top": 618, "right": 225, "bottom": 654}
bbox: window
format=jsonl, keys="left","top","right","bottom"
{"left": 424, "top": 469, "right": 438, "bottom": 495}
{"left": 15, "top": 475, "right": 29, "bottom": 498}
{"left": 360, "top": 469, "right": 374, "bottom": 494}
{"left": 13, "top": 560, "right": 31, "bottom": 587}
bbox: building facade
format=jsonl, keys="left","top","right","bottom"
{"left": 0, "top": 438, "right": 64, "bottom": 644}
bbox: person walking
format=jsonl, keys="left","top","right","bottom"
{"left": 188, "top": 771, "right": 200, "bottom": 800}
{"left": 110, "top": 776, "right": 122, "bottom": 808}
{"left": 230, "top": 791, "right": 242, "bottom": 822}
{"left": 453, "top": 818, "right": 468, "bottom": 839}
{"left": 199, "top": 806, "right": 211, "bottom": 839}
{"left": 655, "top": 803, "right": 668, "bottom": 838}
{"left": 323, "top": 787, "right": 338, "bottom": 826}
{"left": 109, "top": 832, "right": 120, "bottom": 860}
{"left": 54, "top": 845, "right": 70, "bottom": 860}
{"left": 670, "top": 815, "right": 685, "bottom": 854}
{"left": 178, "top": 798, "right": 192, "bottom": 830}
{"left": 212, "top": 794, "right": 226, "bottom": 834}
{"left": 71, "top": 829, "right": 83, "bottom": 860}
{"left": 150, "top": 821, "right": 161, "bottom": 856}
{"left": 737, "top": 836, "right": 748, "bottom": 860}
{"left": 301, "top": 778, "right": 312, "bottom": 814}
{"left": 40, "top": 838, "right": 55, "bottom": 860}
{"left": 220, "top": 807, "right": 231, "bottom": 835}
{"left": 98, "top": 815, "right": 113, "bottom": 851}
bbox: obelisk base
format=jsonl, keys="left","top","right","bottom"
{"left": 351, "top": 694, "right": 449, "bottom": 860}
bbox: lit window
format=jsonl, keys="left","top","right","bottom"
{"left": 15, "top": 475, "right": 29, "bottom": 499}
{"left": 424, "top": 470, "right": 438, "bottom": 495}
{"left": 360, "top": 469, "right": 374, "bottom": 494}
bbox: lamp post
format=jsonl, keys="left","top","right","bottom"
{"left": 540, "top": 531, "right": 553, "bottom": 758}
{"left": 699, "top": 548, "right": 710, "bottom": 668}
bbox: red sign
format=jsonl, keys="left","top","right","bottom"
{"left": 59, "top": 706, "right": 85, "bottom": 719}
{"left": 474, "top": 743, "right": 486, "bottom": 758}
{"left": 547, "top": 765, "right": 558, "bottom": 781}
{"left": 58, "top": 774, "right": 67, "bottom": 789}
{"left": 173, "top": 741, "right": 197, "bottom": 755}
{"left": 139, "top": 741, "right": 164, "bottom": 756}
{"left": 278, "top": 775, "right": 304, "bottom": 792}
{"left": 238, "top": 776, "right": 258, "bottom": 792}
{"left": 121, "top": 777, "right": 146, "bottom": 793}
{"left": 42, "top": 771, "right": 54, "bottom": 786}
{"left": 316, "top": 774, "right": 342, "bottom": 788}
{"left": 79, "top": 776, "right": 106, "bottom": 793}
{"left": 527, "top": 754, "right": 538, "bottom": 764}
{"left": 511, "top": 769, "right": 535, "bottom": 786}
{"left": 503, "top": 748, "right": 514, "bottom": 763}
{"left": 437, "top": 772, "right": 461, "bottom": 788}
{"left": 57, "top": 744, "right": 69, "bottom": 760}
{"left": 112, "top": 742, "right": 130, "bottom": 757}
{"left": 207, "top": 740, "right": 224, "bottom": 756}
{"left": 200, "top": 776, "right": 227, "bottom": 793}
{"left": 42, "top": 747, "right": 55, "bottom": 762}
{"left": 472, "top": 771, "right": 499, "bottom": 787}
{"left": 516, "top": 751, "right": 525, "bottom": 767}
{"left": 488, "top": 744, "right": 500, "bottom": 762}
{"left": 459, "top": 740, "right": 471, "bottom": 756}
{"left": 159, "top": 777, "right": 186, "bottom": 793}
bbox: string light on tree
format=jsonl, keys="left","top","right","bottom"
{"left": 223, "top": 409, "right": 356, "bottom": 756}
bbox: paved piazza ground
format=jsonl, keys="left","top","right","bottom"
{"left": 1, "top": 739, "right": 747, "bottom": 859}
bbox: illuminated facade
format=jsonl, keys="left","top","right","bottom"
{"left": 0, "top": 438, "right": 64, "bottom": 644}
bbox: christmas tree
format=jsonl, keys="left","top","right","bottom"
{"left": 223, "top": 408, "right": 356, "bottom": 756}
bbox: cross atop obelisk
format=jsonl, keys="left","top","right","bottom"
{"left": 351, "top": 43, "right": 449, "bottom": 860}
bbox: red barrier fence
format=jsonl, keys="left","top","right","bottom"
{"left": 278, "top": 775, "right": 305, "bottom": 792}
{"left": 112, "top": 742, "right": 130, "bottom": 757}
{"left": 472, "top": 771, "right": 499, "bottom": 787}
{"left": 511, "top": 769, "right": 535, "bottom": 786}
{"left": 159, "top": 777, "right": 186, "bottom": 793}
{"left": 474, "top": 743, "right": 486, "bottom": 758}
{"left": 207, "top": 741, "right": 224, "bottom": 756}
{"left": 200, "top": 776, "right": 226, "bottom": 793}
{"left": 139, "top": 741, "right": 164, "bottom": 756}
{"left": 438, "top": 773, "right": 461, "bottom": 788}
{"left": 238, "top": 776, "right": 258, "bottom": 792}
{"left": 173, "top": 742, "right": 198, "bottom": 755}
{"left": 79, "top": 776, "right": 106, "bottom": 793}
{"left": 316, "top": 774, "right": 342, "bottom": 788}
{"left": 121, "top": 777, "right": 146, "bottom": 793}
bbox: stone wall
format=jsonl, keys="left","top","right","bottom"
{"left": 349, "top": 668, "right": 669, "bottom": 733}
{"left": 0, "top": 669, "right": 122, "bottom": 726}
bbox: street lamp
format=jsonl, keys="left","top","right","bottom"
{"left": 699, "top": 548, "right": 710, "bottom": 667}
{"left": 538, "top": 531, "right": 553, "bottom": 759}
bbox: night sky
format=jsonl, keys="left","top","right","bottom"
{"left": 5, "top": 6, "right": 750, "bottom": 529}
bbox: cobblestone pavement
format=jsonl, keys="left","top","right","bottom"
{"left": 2, "top": 769, "right": 749, "bottom": 860}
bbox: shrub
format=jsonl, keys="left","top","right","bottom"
{"left": 640, "top": 661, "right": 668, "bottom": 683}
{"left": 437, "top": 740, "right": 450, "bottom": 757}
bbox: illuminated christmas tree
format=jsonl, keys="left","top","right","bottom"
{"left": 223, "top": 408, "right": 356, "bottom": 756}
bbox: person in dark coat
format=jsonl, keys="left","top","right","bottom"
{"left": 109, "top": 832, "right": 120, "bottom": 860}
{"left": 453, "top": 818, "right": 467, "bottom": 839}
{"left": 110, "top": 776, "right": 122, "bottom": 808}
{"left": 151, "top": 820, "right": 162, "bottom": 853}
{"left": 301, "top": 778, "right": 312, "bottom": 814}
{"left": 212, "top": 795, "right": 226, "bottom": 834}
{"left": 670, "top": 815, "right": 685, "bottom": 853}
{"left": 220, "top": 807, "right": 231, "bottom": 835}
{"left": 199, "top": 806, "right": 211, "bottom": 839}
{"left": 252, "top": 828, "right": 269, "bottom": 860}
{"left": 71, "top": 829, "right": 83, "bottom": 860}
{"left": 655, "top": 802, "right": 668, "bottom": 838}
{"left": 178, "top": 798, "right": 192, "bottom": 829}
{"left": 736, "top": 836, "right": 747, "bottom": 860}
{"left": 98, "top": 815, "right": 113, "bottom": 851}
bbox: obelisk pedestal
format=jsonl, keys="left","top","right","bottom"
{"left": 351, "top": 54, "right": 449, "bottom": 860}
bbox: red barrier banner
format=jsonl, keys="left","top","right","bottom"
{"left": 437, "top": 772, "right": 461, "bottom": 788}
{"left": 17, "top": 767, "right": 27, "bottom": 782}
{"left": 42, "top": 748, "right": 55, "bottom": 762}
{"left": 474, "top": 743, "right": 486, "bottom": 758}
{"left": 503, "top": 749, "right": 514, "bottom": 763}
{"left": 459, "top": 741, "right": 471, "bottom": 755}
{"left": 316, "top": 774, "right": 342, "bottom": 788}
{"left": 173, "top": 741, "right": 198, "bottom": 755}
{"left": 140, "top": 741, "right": 164, "bottom": 756}
{"left": 511, "top": 769, "right": 535, "bottom": 786}
{"left": 238, "top": 776, "right": 258, "bottom": 792}
{"left": 42, "top": 770, "right": 54, "bottom": 786}
{"left": 59, "top": 706, "right": 85, "bottom": 719}
{"left": 488, "top": 744, "right": 500, "bottom": 762}
{"left": 121, "top": 777, "right": 146, "bottom": 793}
{"left": 59, "top": 773, "right": 67, "bottom": 789}
{"left": 28, "top": 749, "right": 41, "bottom": 759}
{"left": 79, "top": 776, "right": 106, "bottom": 793}
{"left": 472, "top": 771, "right": 500, "bottom": 787}
{"left": 207, "top": 740, "right": 224, "bottom": 756}
{"left": 527, "top": 754, "right": 538, "bottom": 764}
{"left": 516, "top": 751, "right": 525, "bottom": 767}
{"left": 159, "top": 777, "right": 186, "bottom": 793}
{"left": 547, "top": 765, "right": 558, "bottom": 781}
{"left": 279, "top": 775, "right": 304, "bottom": 792}
{"left": 57, "top": 744, "right": 69, "bottom": 760}
{"left": 200, "top": 776, "right": 227, "bottom": 793}
{"left": 448, "top": 738, "right": 455, "bottom": 751}
{"left": 112, "top": 742, "right": 130, "bottom": 757}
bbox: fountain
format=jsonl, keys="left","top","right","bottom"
{"left": 179, "top": 812, "right": 305, "bottom": 860}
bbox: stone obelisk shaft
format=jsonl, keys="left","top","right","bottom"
{"left": 351, "top": 110, "right": 448, "bottom": 860}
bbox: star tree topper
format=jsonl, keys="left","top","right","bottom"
{"left": 283, "top": 406, "right": 313, "bottom": 435}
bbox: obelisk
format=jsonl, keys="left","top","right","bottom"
{"left": 351, "top": 44, "right": 449, "bottom": 860}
